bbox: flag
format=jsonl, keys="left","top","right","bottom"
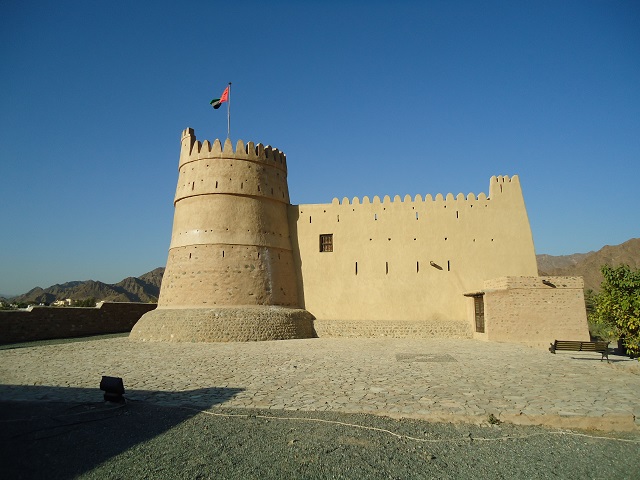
{"left": 210, "top": 86, "right": 229, "bottom": 109}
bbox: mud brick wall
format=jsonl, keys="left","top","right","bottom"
{"left": 481, "top": 276, "right": 589, "bottom": 348}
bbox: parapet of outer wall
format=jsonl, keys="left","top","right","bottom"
{"left": 325, "top": 175, "right": 521, "bottom": 207}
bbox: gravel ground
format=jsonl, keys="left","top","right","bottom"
{"left": 1, "top": 400, "right": 638, "bottom": 479}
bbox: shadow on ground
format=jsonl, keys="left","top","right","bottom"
{"left": 1, "top": 385, "right": 639, "bottom": 479}
{"left": 0, "top": 384, "right": 243, "bottom": 479}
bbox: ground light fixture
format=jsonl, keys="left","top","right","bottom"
{"left": 100, "top": 376, "right": 125, "bottom": 403}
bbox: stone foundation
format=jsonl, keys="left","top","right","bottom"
{"left": 129, "top": 306, "right": 316, "bottom": 342}
{"left": 313, "top": 319, "right": 473, "bottom": 339}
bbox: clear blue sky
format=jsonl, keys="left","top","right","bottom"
{"left": 1, "top": 0, "right": 638, "bottom": 296}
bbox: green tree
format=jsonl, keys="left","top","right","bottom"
{"left": 584, "top": 289, "right": 596, "bottom": 316}
{"left": 585, "top": 289, "right": 609, "bottom": 341}
{"left": 73, "top": 297, "right": 97, "bottom": 307}
{"left": 592, "top": 265, "right": 640, "bottom": 357}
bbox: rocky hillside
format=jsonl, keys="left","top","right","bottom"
{"left": 10, "top": 268, "right": 165, "bottom": 305}
{"left": 537, "top": 238, "right": 640, "bottom": 292}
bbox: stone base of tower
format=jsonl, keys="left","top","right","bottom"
{"left": 129, "top": 306, "right": 316, "bottom": 342}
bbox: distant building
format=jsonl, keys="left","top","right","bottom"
{"left": 52, "top": 299, "right": 73, "bottom": 307}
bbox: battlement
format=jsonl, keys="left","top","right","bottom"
{"left": 488, "top": 174, "right": 521, "bottom": 198}
{"left": 180, "top": 128, "right": 287, "bottom": 172}
{"left": 325, "top": 175, "right": 520, "bottom": 206}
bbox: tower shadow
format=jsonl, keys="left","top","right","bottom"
{"left": 0, "top": 384, "right": 243, "bottom": 479}
{"left": 287, "top": 206, "right": 307, "bottom": 309}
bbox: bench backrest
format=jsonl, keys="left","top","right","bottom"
{"left": 554, "top": 340, "right": 608, "bottom": 352}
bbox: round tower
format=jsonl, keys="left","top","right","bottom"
{"left": 130, "top": 128, "right": 315, "bottom": 342}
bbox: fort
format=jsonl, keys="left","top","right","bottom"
{"left": 130, "top": 129, "right": 589, "bottom": 347}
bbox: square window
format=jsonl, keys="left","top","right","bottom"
{"left": 319, "top": 234, "right": 333, "bottom": 252}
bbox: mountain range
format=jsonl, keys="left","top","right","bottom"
{"left": 536, "top": 238, "right": 640, "bottom": 292}
{"left": 3, "top": 239, "right": 638, "bottom": 304}
{"left": 5, "top": 268, "right": 164, "bottom": 305}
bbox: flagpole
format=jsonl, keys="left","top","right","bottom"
{"left": 227, "top": 82, "right": 231, "bottom": 139}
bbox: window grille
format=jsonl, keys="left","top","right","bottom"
{"left": 319, "top": 234, "right": 333, "bottom": 252}
{"left": 474, "top": 296, "right": 485, "bottom": 333}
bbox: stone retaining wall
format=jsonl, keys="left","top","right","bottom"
{"left": 0, "top": 302, "right": 156, "bottom": 344}
{"left": 313, "top": 319, "right": 473, "bottom": 339}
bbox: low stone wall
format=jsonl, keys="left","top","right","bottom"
{"left": 129, "top": 306, "right": 317, "bottom": 342}
{"left": 0, "top": 302, "right": 157, "bottom": 344}
{"left": 313, "top": 319, "right": 473, "bottom": 339}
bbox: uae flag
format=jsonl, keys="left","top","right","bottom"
{"left": 210, "top": 86, "right": 229, "bottom": 109}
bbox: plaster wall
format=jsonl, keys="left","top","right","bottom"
{"left": 290, "top": 175, "right": 538, "bottom": 324}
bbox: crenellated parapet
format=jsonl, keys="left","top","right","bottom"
{"left": 330, "top": 192, "right": 489, "bottom": 206}
{"left": 327, "top": 175, "right": 520, "bottom": 207}
{"left": 179, "top": 128, "right": 287, "bottom": 172}
{"left": 175, "top": 128, "right": 290, "bottom": 205}
{"left": 488, "top": 174, "right": 521, "bottom": 198}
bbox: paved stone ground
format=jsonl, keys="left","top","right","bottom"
{"left": 0, "top": 336, "right": 638, "bottom": 431}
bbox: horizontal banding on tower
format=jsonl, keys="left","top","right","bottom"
{"left": 170, "top": 195, "right": 292, "bottom": 250}
{"left": 155, "top": 128, "right": 306, "bottom": 316}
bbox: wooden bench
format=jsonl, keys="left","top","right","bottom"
{"left": 549, "top": 340, "right": 609, "bottom": 361}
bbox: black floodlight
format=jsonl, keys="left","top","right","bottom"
{"left": 100, "top": 376, "right": 125, "bottom": 403}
